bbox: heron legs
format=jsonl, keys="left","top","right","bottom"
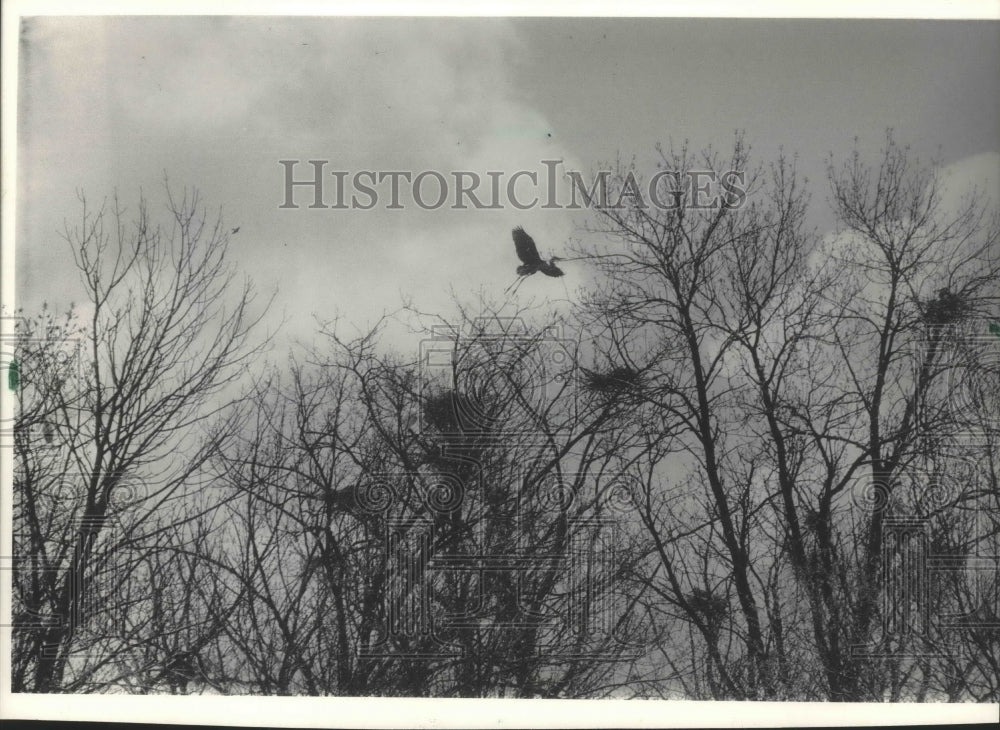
{"left": 511, "top": 276, "right": 531, "bottom": 297}
{"left": 504, "top": 275, "right": 527, "bottom": 296}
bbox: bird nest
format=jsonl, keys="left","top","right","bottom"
{"left": 687, "top": 588, "right": 729, "bottom": 623}
{"left": 423, "top": 391, "right": 460, "bottom": 433}
{"left": 422, "top": 389, "right": 504, "bottom": 434}
{"left": 922, "top": 288, "right": 971, "bottom": 325}
{"left": 582, "top": 365, "right": 644, "bottom": 394}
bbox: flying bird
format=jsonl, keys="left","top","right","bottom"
{"left": 231, "top": 227, "right": 240, "bottom": 235}
{"left": 506, "top": 227, "right": 564, "bottom": 295}
{"left": 512, "top": 226, "right": 564, "bottom": 277}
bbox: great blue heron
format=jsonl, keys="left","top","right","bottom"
{"left": 505, "top": 227, "right": 564, "bottom": 295}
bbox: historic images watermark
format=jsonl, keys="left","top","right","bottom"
{"left": 850, "top": 319, "right": 1000, "bottom": 659}
{"left": 350, "top": 318, "right": 642, "bottom": 660}
{"left": 3, "top": 511, "right": 127, "bottom": 661}
{"left": 1, "top": 315, "right": 84, "bottom": 451}
{"left": 277, "top": 159, "right": 747, "bottom": 211}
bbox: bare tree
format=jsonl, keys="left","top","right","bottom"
{"left": 207, "top": 302, "right": 656, "bottom": 696}
{"left": 12, "top": 186, "right": 270, "bottom": 692}
{"left": 12, "top": 135, "right": 995, "bottom": 701}
{"left": 576, "top": 132, "right": 999, "bottom": 700}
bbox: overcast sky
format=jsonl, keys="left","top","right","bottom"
{"left": 15, "top": 17, "right": 1000, "bottom": 351}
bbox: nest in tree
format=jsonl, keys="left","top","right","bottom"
{"left": 423, "top": 391, "right": 461, "bottom": 433}
{"left": 687, "top": 588, "right": 729, "bottom": 624}
{"left": 422, "top": 388, "right": 504, "bottom": 435}
{"left": 923, "top": 288, "right": 970, "bottom": 325}
{"left": 802, "top": 508, "right": 823, "bottom": 533}
{"left": 583, "top": 365, "right": 643, "bottom": 394}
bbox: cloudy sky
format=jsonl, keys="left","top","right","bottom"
{"left": 15, "top": 16, "right": 1000, "bottom": 351}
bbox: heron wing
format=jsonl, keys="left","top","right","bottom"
{"left": 512, "top": 227, "right": 542, "bottom": 266}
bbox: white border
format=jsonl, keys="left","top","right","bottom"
{"left": 2, "top": 1, "right": 998, "bottom": 727}
{"left": 2, "top": 0, "right": 1000, "bottom": 19}
{"left": 3, "top": 695, "right": 1000, "bottom": 727}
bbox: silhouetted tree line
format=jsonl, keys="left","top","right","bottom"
{"left": 10, "top": 134, "right": 999, "bottom": 699}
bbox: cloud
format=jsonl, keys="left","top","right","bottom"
{"left": 707, "top": 150, "right": 1000, "bottom": 386}
{"left": 937, "top": 151, "right": 999, "bottom": 229}
{"left": 809, "top": 150, "right": 999, "bottom": 294}
{"left": 17, "top": 17, "right": 582, "bottom": 352}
